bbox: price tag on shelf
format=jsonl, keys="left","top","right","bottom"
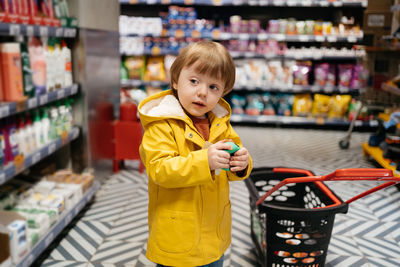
{"left": 9, "top": 24, "right": 21, "bottom": 35}
{"left": 0, "top": 172, "right": 5, "bottom": 184}
{"left": 315, "top": 35, "right": 325, "bottom": 42}
{"left": 26, "top": 25, "right": 34, "bottom": 36}
{"left": 301, "top": 0, "right": 312, "bottom": 6}
{"left": 14, "top": 155, "right": 25, "bottom": 173}
{"left": 333, "top": 1, "right": 342, "bottom": 6}
{"left": 32, "top": 152, "right": 41, "bottom": 165}
{"left": 45, "top": 233, "right": 55, "bottom": 247}
{"left": 319, "top": 1, "right": 329, "bottom": 6}
{"left": 327, "top": 35, "right": 338, "bottom": 42}
{"left": 257, "top": 116, "right": 270, "bottom": 123}
{"left": 57, "top": 89, "right": 65, "bottom": 99}
{"left": 71, "top": 84, "right": 78, "bottom": 95}
{"left": 56, "top": 27, "right": 64, "bottom": 37}
{"left": 40, "top": 94, "right": 48, "bottom": 105}
{"left": 287, "top": 0, "right": 298, "bottom": 6}
{"left": 347, "top": 36, "right": 357, "bottom": 43}
{"left": 0, "top": 105, "right": 9, "bottom": 117}
{"left": 147, "top": 0, "right": 157, "bottom": 4}
{"left": 48, "top": 142, "right": 56, "bottom": 155}
{"left": 369, "top": 120, "right": 379, "bottom": 127}
{"left": 355, "top": 120, "right": 363, "bottom": 127}
{"left": 239, "top": 33, "right": 250, "bottom": 40}
{"left": 72, "top": 129, "right": 79, "bottom": 139}
{"left": 273, "top": 34, "right": 285, "bottom": 41}
{"left": 272, "top": 0, "right": 284, "bottom": 6}
{"left": 258, "top": 33, "right": 268, "bottom": 40}
{"left": 28, "top": 97, "right": 38, "bottom": 108}
{"left": 39, "top": 26, "right": 48, "bottom": 37}
{"left": 298, "top": 35, "right": 310, "bottom": 42}
{"left": 232, "top": 0, "right": 244, "bottom": 5}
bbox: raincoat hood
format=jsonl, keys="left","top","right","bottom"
{"left": 138, "top": 89, "right": 231, "bottom": 128}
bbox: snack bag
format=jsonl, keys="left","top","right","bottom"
{"left": 231, "top": 94, "right": 246, "bottom": 115}
{"left": 125, "top": 56, "right": 146, "bottom": 80}
{"left": 292, "top": 61, "right": 311, "bottom": 86}
{"left": 261, "top": 93, "right": 276, "bottom": 116}
{"left": 312, "top": 94, "right": 331, "bottom": 118}
{"left": 338, "top": 64, "right": 353, "bottom": 88}
{"left": 293, "top": 94, "right": 312, "bottom": 117}
{"left": 245, "top": 94, "right": 264, "bottom": 116}
{"left": 329, "top": 95, "right": 352, "bottom": 120}
{"left": 144, "top": 56, "right": 166, "bottom": 81}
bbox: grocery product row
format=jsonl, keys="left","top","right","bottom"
{"left": 0, "top": 37, "right": 73, "bottom": 104}
{"left": 119, "top": 8, "right": 363, "bottom": 41}
{"left": 0, "top": 0, "right": 76, "bottom": 27}
{"left": 0, "top": 169, "right": 98, "bottom": 267}
{"left": 121, "top": 55, "right": 367, "bottom": 93}
{"left": 120, "top": 36, "right": 365, "bottom": 59}
{"left": 120, "top": 0, "right": 367, "bottom": 7}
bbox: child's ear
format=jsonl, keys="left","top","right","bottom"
{"left": 172, "top": 82, "right": 177, "bottom": 90}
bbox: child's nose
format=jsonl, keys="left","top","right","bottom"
{"left": 197, "top": 84, "right": 207, "bottom": 97}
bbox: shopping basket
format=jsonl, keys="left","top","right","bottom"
{"left": 245, "top": 167, "right": 398, "bottom": 267}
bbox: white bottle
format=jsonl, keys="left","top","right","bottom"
{"left": 61, "top": 41, "right": 73, "bottom": 87}
{"left": 41, "top": 109, "right": 50, "bottom": 145}
{"left": 45, "top": 40, "right": 56, "bottom": 92}
{"left": 33, "top": 111, "right": 43, "bottom": 148}
{"left": 54, "top": 42, "right": 64, "bottom": 89}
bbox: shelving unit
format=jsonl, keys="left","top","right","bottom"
{"left": 120, "top": 0, "right": 370, "bottom": 129}
{"left": 16, "top": 180, "right": 100, "bottom": 267}
{"left": 0, "top": 14, "right": 99, "bottom": 267}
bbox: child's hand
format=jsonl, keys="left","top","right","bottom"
{"left": 207, "top": 140, "right": 232, "bottom": 171}
{"left": 229, "top": 147, "right": 249, "bottom": 172}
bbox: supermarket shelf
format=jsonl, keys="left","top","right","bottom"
{"left": 0, "top": 23, "right": 77, "bottom": 38}
{"left": 120, "top": 31, "right": 363, "bottom": 43}
{"left": 362, "top": 142, "right": 400, "bottom": 177}
{"left": 121, "top": 79, "right": 169, "bottom": 87}
{"left": 231, "top": 114, "right": 378, "bottom": 128}
{"left": 233, "top": 85, "right": 362, "bottom": 95}
{"left": 16, "top": 180, "right": 100, "bottom": 267}
{"left": 0, "top": 84, "right": 79, "bottom": 119}
{"left": 0, "top": 127, "right": 81, "bottom": 186}
{"left": 122, "top": 50, "right": 361, "bottom": 61}
{"left": 120, "top": 0, "right": 367, "bottom": 7}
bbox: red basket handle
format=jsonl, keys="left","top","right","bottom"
{"left": 256, "top": 168, "right": 397, "bottom": 206}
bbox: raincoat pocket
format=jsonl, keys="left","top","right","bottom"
{"left": 217, "top": 202, "right": 232, "bottom": 241}
{"left": 154, "top": 210, "right": 198, "bottom": 253}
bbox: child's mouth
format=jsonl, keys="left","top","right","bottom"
{"left": 193, "top": 102, "right": 205, "bottom": 107}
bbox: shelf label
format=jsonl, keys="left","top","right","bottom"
{"left": 0, "top": 105, "right": 9, "bottom": 117}
{"left": 32, "top": 152, "right": 41, "bottom": 165}
{"left": 272, "top": 0, "right": 284, "bottom": 6}
{"left": 287, "top": 0, "right": 298, "bottom": 6}
{"left": 45, "top": 232, "right": 55, "bottom": 247}
{"left": 0, "top": 172, "right": 5, "bottom": 184}
{"left": 57, "top": 89, "right": 65, "bottom": 99}
{"left": 239, "top": 33, "right": 250, "bottom": 40}
{"left": 9, "top": 24, "right": 21, "bottom": 35}
{"left": 319, "top": 1, "right": 329, "bottom": 6}
{"left": 56, "top": 28, "right": 64, "bottom": 37}
{"left": 40, "top": 94, "right": 48, "bottom": 105}
{"left": 327, "top": 35, "right": 338, "bottom": 42}
{"left": 274, "top": 34, "right": 285, "bottom": 41}
{"left": 39, "top": 26, "right": 48, "bottom": 37}
{"left": 315, "top": 35, "right": 325, "bottom": 42}
{"left": 26, "top": 25, "right": 34, "bottom": 36}
{"left": 258, "top": 33, "right": 268, "bottom": 40}
{"left": 48, "top": 142, "right": 56, "bottom": 155}
{"left": 72, "top": 129, "right": 79, "bottom": 140}
{"left": 333, "top": 1, "right": 342, "bottom": 6}
{"left": 347, "top": 36, "right": 357, "bottom": 43}
{"left": 64, "top": 28, "right": 77, "bottom": 38}
{"left": 298, "top": 35, "right": 310, "bottom": 42}
{"left": 257, "top": 116, "right": 270, "bottom": 123}
{"left": 28, "top": 97, "right": 38, "bottom": 108}
{"left": 14, "top": 155, "right": 25, "bottom": 173}
{"left": 232, "top": 0, "right": 244, "bottom": 5}
{"left": 301, "top": 0, "right": 312, "bottom": 6}
{"left": 370, "top": 120, "right": 379, "bottom": 127}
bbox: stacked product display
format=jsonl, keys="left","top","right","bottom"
{"left": 0, "top": 3, "right": 98, "bottom": 267}
{"left": 120, "top": 1, "right": 373, "bottom": 128}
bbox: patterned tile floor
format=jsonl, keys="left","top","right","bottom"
{"left": 33, "top": 127, "right": 400, "bottom": 267}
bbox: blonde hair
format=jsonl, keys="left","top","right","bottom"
{"left": 170, "top": 41, "right": 235, "bottom": 96}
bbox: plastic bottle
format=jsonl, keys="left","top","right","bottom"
{"left": 41, "top": 108, "right": 50, "bottom": 145}
{"left": 25, "top": 114, "right": 37, "bottom": 151}
{"left": 19, "top": 41, "right": 35, "bottom": 98}
{"left": 49, "top": 107, "right": 58, "bottom": 140}
{"left": 0, "top": 43, "right": 24, "bottom": 102}
{"left": 61, "top": 40, "right": 72, "bottom": 87}
{"left": 33, "top": 110, "right": 43, "bottom": 148}
{"left": 28, "top": 37, "right": 46, "bottom": 96}
{"left": 45, "top": 39, "right": 56, "bottom": 92}
{"left": 54, "top": 40, "right": 64, "bottom": 89}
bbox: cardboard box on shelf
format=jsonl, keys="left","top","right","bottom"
{"left": 363, "top": 10, "right": 393, "bottom": 31}
{"left": 367, "top": 0, "right": 394, "bottom": 11}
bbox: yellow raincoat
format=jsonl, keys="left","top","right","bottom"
{"left": 139, "top": 90, "right": 253, "bottom": 266}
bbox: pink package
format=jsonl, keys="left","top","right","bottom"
{"left": 338, "top": 64, "right": 353, "bottom": 88}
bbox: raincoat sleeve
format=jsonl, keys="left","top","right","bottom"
{"left": 140, "top": 121, "right": 213, "bottom": 188}
{"left": 224, "top": 124, "right": 253, "bottom": 181}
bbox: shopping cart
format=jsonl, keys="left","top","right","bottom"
{"left": 245, "top": 167, "right": 399, "bottom": 267}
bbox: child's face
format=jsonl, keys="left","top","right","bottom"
{"left": 173, "top": 62, "right": 225, "bottom": 118}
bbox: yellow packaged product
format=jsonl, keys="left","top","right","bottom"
{"left": 328, "top": 95, "right": 352, "bottom": 120}
{"left": 125, "top": 56, "right": 146, "bottom": 80}
{"left": 312, "top": 94, "right": 332, "bottom": 118}
{"left": 293, "top": 94, "right": 313, "bottom": 117}
{"left": 144, "top": 56, "right": 166, "bottom": 81}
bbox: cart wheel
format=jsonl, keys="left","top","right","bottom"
{"left": 339, "top": 140, "right": 350, "bottom": 149}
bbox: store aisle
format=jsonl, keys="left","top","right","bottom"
{"left": 35, "top": 127, "right": 400, "bottom": 267}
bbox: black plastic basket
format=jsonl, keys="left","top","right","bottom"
{"left": 245, "top": 167, "right": 398, "bottom": 267}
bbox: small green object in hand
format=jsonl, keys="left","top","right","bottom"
{"left": 223, "top": 142, "right": 240, "bottom": 171}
